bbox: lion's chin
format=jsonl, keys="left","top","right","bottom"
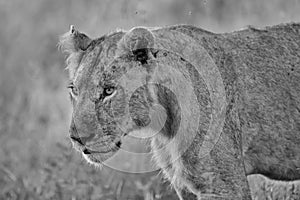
{"left": 82, "top": 150, "right": 118, "bottom": 167}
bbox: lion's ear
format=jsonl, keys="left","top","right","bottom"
{"left": 59, "top": 25, "right": 92, "bottom": 79}
{"left": 59, "top": 25, "right": 92, "bottom": 54}
{"left": 117, "top": 27, "right": 155, "bottom": 56}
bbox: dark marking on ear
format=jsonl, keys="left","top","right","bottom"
{"left": 133, "top": 48, "right": 149, "bottom": 65}
{"left": 116, "top": 27, "right": 155, "bottom": 59}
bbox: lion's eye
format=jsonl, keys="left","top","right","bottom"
{"left": 104, "top": 87, "right": 115, "bottom": 96}
{"left": 67, "top": 83, "right": 79, "bottom": 96}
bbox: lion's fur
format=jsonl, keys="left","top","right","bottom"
{"left": 58, "top": 25, "right": 92, "bottom": 79}
{"left": 60, "top": 23, "right": 300, "bottom": 200}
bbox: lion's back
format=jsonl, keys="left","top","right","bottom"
{"left": 168, "top": 23, "right": 300, "bottom": 180}
{"left": 230, "top": 23, "right": 300, "bottom": 180}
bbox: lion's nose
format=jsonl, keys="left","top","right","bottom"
{"left": 70, "top": 119, "right": 96, "bottom": 146}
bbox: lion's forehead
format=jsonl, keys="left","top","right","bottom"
{"left": 74, "top": 32, "right": 127, "bottom": 89}
{"left": 97, "top": 32, "right": 125, "bottom": 69}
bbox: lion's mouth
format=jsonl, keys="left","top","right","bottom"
{"left": 82, "top": 140, "right": 122, "bottom": 155}
{"left": 78, "top": 140, "right": 122, "bottom": 165}
{"left": 70, "top": 134, "right": 122, "bottom": 162}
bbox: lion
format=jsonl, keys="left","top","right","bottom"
{"left": 59, "top": 23, "right": 300, "bottom": 200}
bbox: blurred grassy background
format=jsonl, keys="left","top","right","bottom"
{"left": 0, "top": 0, "right": 300, "bottom": 199}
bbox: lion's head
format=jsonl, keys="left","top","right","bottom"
{"left": 59, "top": 26, "right": 165, "bottom": 165}
{"left": 59, "top": 25, "right": 225, "bottom": 170}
